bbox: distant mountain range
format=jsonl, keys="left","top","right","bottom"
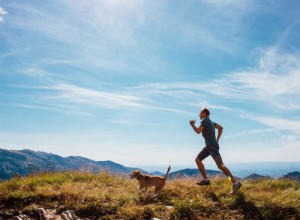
{"left": 280, "top": 171, "right": 300, "bottom": 182}
{"left": 242, "top": 172, "right": 300, "bottom": 182}
{"left": 1, "top": 148, "right": 299, "bottom": 182}
{"left": 0, "top": 148, "right": 144, "bottom": 180}
{"left": 168, "top": 168, "right": 223, "bottom": 179}
{"left": 243, "top": 173, "right": 272, "bottom": 180}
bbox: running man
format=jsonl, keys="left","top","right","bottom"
{"left": 189, "top": 108, "right": 242, "bottom": 194}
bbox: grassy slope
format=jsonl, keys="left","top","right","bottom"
{"left": 0, "top": 171, "right": 299, "bottom": 220}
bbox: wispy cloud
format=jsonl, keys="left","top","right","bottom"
{"left": 29, "top": 83, "right": 145, "bottom": 109}
{"left": 137, "top": 47, "right": 300, "bottom": 110}
{"left": 222, "top": 49, "right": 300, "bottom": 110}
{"left": 17, "top": 66, "right": 49, "bottom": 77}
{"left": 224, "top": 128, "right": 278, "bottom": 139}
{"left": 7, "top": 43, "right": 299, "bottom": 129}
{"left": 39, "top": 83, "right": 194, "bottom": 115}
{"left": 5, "top": 103, "right": 95, "bottom": 118}
{"left": 244, "top": 113, "right": 300, "bottom": 136}
{"left": 0, "top": 7, "right": 7, "bottom": 22}
{"left": 67, "top": 84, "right": 142, "bottom": 107}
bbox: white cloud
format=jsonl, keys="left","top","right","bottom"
{"left": 0, "top": 7, "right": 7, "bottom": 22}
{"left": 224, "top": 128, "right": 278, "bottom": 139}
{"left": 18, "top": 66, "right": 49, "bottom": 77}
{"left": 37, "top": 83, "right": 145, "bottom": 109}
{"left": 244, "top": 114, "right": 300, "bottom": 136}
{"left": 221, "top": 49, "right": 300, "bottom": 109}
{"left": 137, "top": 47, "right": 300, "bottom": 110}
{"left": 6, "top": 103, "right": 95, "bottom": 118}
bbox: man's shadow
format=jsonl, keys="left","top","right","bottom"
{"left": 205, "top": 190, "right": 264, "bottom": 219}
{"left": 232, "top": 193, "right": 264, "bottom": 219}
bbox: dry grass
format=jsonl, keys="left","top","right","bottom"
{"left": 0, "top": 171, "right": 299, "bottom": 219}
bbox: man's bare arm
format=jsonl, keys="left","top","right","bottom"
{"left": 215, "top": 123, "right": 223, "bottom": 143}
{"left": 189, "top": 120, "right": 204, "bottom": 134}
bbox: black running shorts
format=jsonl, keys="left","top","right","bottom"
{"left": 197, "top": 146, "right": 223, "bottom": 165}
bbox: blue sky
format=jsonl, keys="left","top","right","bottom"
{"left": 1, "top": 0, "right": 300, "bottom": 169}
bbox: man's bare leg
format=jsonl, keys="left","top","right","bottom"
{"left": 217, "top": 163, "right": 237, "bottom": 184}
{"left": 217, "top": 163, "right": 242, "bottom": 194}
{"left": 195, "top": 157, "right": 208, "bottom": 179}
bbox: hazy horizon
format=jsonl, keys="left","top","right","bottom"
{"left": 1, "top": 1, "right": 300, "bottom": 167}
{"left": 2, "top": 147, "right": 299, "bottom": 178}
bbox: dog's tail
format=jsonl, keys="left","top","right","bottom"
{"left": 164, "top": 165, "right": 171, "bottom": 179}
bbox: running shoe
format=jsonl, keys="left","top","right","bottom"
{"left": 230, "top": 182, "right": 242, "bottom": 194}
{"left": 196, "top": 179, "right": 210, "bottom": 186}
